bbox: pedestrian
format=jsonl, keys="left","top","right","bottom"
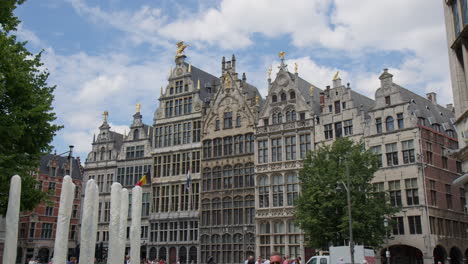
{"left": 283, "top": 256, "right": 290, "bottom": 264}
{"left": 207, "top": 256, "right": 216, "bottom": 264}
{"left": 255, "top": 256, "right": 263, "bottom": 264}
{"left": 124, "top": 256, "right": 131, "bottom": 264}
{"left": 247, "top": 256, "right": 255, "bottom": 264}
{"left": 269, "top": 252, "right": 283, "bottom": 264}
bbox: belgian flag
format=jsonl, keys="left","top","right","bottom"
{"left": 136, "top": 170, "right": 150, "bottom": 186}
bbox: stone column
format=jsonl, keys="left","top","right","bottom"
{"left": 107, "top": 183, "right": 122, "bottom": 264}
{"left": 130, "top": 186, "right": 143, "bottom": 263}
{"left": 2, "top": 175, "right": 21, "bottom": 264}
{"left": 53, "top": 176, "right": 75, "bottom": 264}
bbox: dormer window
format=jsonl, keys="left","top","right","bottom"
{"left": 290, "top": 91, "right": 296, "bottom": 100}
{"left": 175, "top": 81, "right": 183, "bottom": 93}
{"left": 334, "top": 101, "right": 341, "bottom": 114}
{"left": 418, "top": 117, "right": 426, "bottom": 126}
{"left": 281, "top": 93, "right": 286, "bottom": 102}
{"left": 272, "top": 95, "right": 278, "bottom": 103}
{"left": 342, "top": 102, "right": 346, "bottom": 109}
{"left": 264, "top": 119, "right": 269, "bottom": 126}
{"left": 433, "top": 124, "right": 441, "bottom": 132}
{"left": 51, "top": 167, "right": 56, "bottom": 177}
{"left": 447, "top": 129, "right": 455, "bottom": 138}
{"left": 385, "top": 96, "right": 391, "bottom": 105}
{"left": 223, "top": 112, "right": 233, "bottom": 129}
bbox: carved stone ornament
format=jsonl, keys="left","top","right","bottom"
{"left": 195, "top": 102, "right": 201, "bottom": 111}
{"left": 176, "top": 68, "right": 183, "bottom": 76}
{"left": 277, "top": 75, "right": 289, "bottom": 87}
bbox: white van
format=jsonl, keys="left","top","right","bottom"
{"left": 306, "top": 256, "right": 330, "bottom": 264}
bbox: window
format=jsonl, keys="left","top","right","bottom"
{"left": 48, "top": 182, "right": 56, "bottom": 192}
{"left": 245, "top": 163, "right": 255, "bottom": 187}
{"left": 203, "top": 140, "right": 212, "bottom": 159}
{"left": 426, "top": 142, "right": 433, "bottom": 164}
{"left": 258, "top": 176, "right": 269, "bottom": 208}
{"left": 371, "top": 146, "right": 382, "bottom": 167}
{"left": 165, "top": 101, "right": 173, "bottom": 117}
{"left": 142, "top": 193, "right": 150, "bottom": 216}
{"left": 397, "top": 113, "right": 404, "bottom": 129}
{"left": 272, "top": 175, "right": 284, "bottom": 207}
{"left": 72, "top": 204, "right": 78, "bottom": 218}
{"left": 342, "top": 101, "right": 346, "bottom": 110}
{"left": 183, "top": 122, "right": 192, "bottom": 144}
{"left": 392, "top": 217, "right": 405, "bottom": 235}
{"left": 245, "top": 134, "right": 254, "bottom": 153}
{"left": 460, "top": 188, "right": 466, "bottom": 212}
{"left": 141, "top": 225, "right": 149, "bottom": 239}
{"left": 175, "top": 81, "right": 183, "bottom": 93}
{"left": 281, "top": 93, "right": 286, "bottom": 101}
{"left": 45, "top": 206, "right": 53, "bottom": 216}
{"left": 335, "top": 122, "right": 343, "bottom": 138}
{"left": 402, "top": 140, "right": 415, "bottom": 164}
{"left": 324, "top": 124, "right": 333, "bottom": 139}
{"left": 135, "top": 145, "right": 144, "bottom": 158}
{"left": 418, "top": 117, "right": 426, "bottom": 126}
{"left": 386, "top": 143, "right": 398, "bottom": 166}
{"left": 405, "top": 178, "right": 419, "bottom": 206}
{"left": 223, "top": 136, "right": 233, "bottom": 156}
{"left": 212, "top": 199, "right": 222, "bottom": 225}
{"left": 285, "top": 136, "right": 296, "bottom": 160}
{"left": 224, "top": 112, "right": 233, "bottom": 129}
{"left": 385, "top": 96, "right": 391, "bottom": 105}
{"left": 222, "top": 198, "right": 232, "bottom": 225}
{"left": 328, "top": 105, "right": 332, "bottom": 113}
{"left": 376, "top": 118, "right": 382, "bottom": 133}
{"left": 286, "top": 174, "right": 299, "bottom": 206}
{"left": 277, "top": 113, "right": 283, "bottom": 124}
{"left": 343, "top": 120, "right": 353, "bottom": 136}
{"left": 215, "top": 120, "right": 220, "bottom": 130}
{"left": 233, "top": 164, "right": 243, "bottom": 188}
{"left": 446, "top": 184, "right": 453, "bottom": 209}
{"left": 223, "top": 166, "right": 233, "bottom": 189}
{"left": 271, "top": 138, "right": 282, "bottom": 162}
{"left": 213, "top": 138, "right": 222, "bottom": 157}
{"left": 300, "top": 112, "right": 305, "bottom": 120}
{"left": 104, "top": 202, "right": 110, "bottom": 222}
{"left": 258, "top": 140, "right": 269, "bottom": 163}
{"left": 272, "top": 95, "right": 277, "bottom": 102}
{"left": 388, "top": 180, "right": 402, "bottom": 206}
{"left": 213, "top": 167, "right": 222, "bottom": 190}
{"left": 264, "top": 118, "right": 269, "bottom": 126}
{"left": 334, "top": 101, "right": 341, "bottom": 114}
{"left": 193, "top": 121, "right": 201, "bottom": 142}
{"left": 203, "top": 168, "right": 211, "bottom": 191}
{"left": 183, "top": 97, "right": 192, "bottom": 114}
{"left": 430, "top": 180, "right": 437, "bottom": 206}
{"left": 290, "top": 91, "right": 296, "bottom": 99}
{"left": 29, "top": 223, "right": 36, "bottom": 238}
{"left": 126, "top": 146, "right": 135, "bottom": 159}
{"left": 408, "top": 216, "right": 422, "bottom": 234}
{"left": 299, "top": 134, "right": 311, "bottom": 159}
{"left": 457, "top": 161, "right": 462, "bottom": 173}
{"left": 234, "top": 135, "right": 244, "bottom": 155}
{"left": 386, "top": 116, "right": 394, "bottom": 132}
{"left": 236, "top": 115, "right": 241, "bottom": 127}
{"left": 20, "top": 223, "right": 26, "bottom": 238}
{"left": 70, "top": 225, "right": 76, "bottom": 240}
{"left": 41, "top": 223, "right": 53, "bottom": 238}
{"left": 442, "top": 147, "right": 448, "bottom": 169}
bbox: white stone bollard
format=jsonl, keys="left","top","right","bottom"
{"left": 53, "top": 175, "right": 76, "bottom": 264}
{"left": 2, "top": 175, "right": 21, "bottom": 264}
{"left": 89, "top": 183, "right": 99, "bottom": 262}
{"left": 130, "top": 186, "right": 142, "bottom": 264}
{"left": 107, "top": 183, "right": 122, "bottom": 264}
{"left": 79, "top": 180, "right": 99, "bottom": 264}
{"left": 118, "top": 188, "right": 129, "bottom": 263}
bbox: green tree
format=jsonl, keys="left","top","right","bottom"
{"left": 0, "top": 0, "right": 62, "bottom": 215}
{"left": 294, "top": 138, "right": 396, "bottom": 249}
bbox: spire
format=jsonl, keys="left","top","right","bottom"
{"left": 169, "top": 66, "right": 172, "bottom": 78}
{"left": 93, "top": 134, "right": 96, "bottom": 143}
{"left": 160, "top": 86, "right": 163, "bottom": 96}
{"left": 103, "top": 111, "right": 108, "bottom": 123}
{"left": 147, "top": 126, "right": 151, "bottom": 137}
{"left": 242, "top": 72, "right": 246, "bottom": 82}
{"left": 278, "top": 51, "right": 287, "bottom": 71}
{"left": 222, "top": 56, "right": 226, "bottom": 72}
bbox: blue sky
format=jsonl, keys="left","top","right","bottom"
{"left": 14, "top": 0, "right": 452, "bottom": 161}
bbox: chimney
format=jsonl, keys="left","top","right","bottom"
{"left": 426, "top": 92, "right": 437, "bottom": 104}
{"left": 242, "top": 72, "right": 246, "bottom": 82}
{"left": 379, "top": 68, "right": 393, "bottom": 88}
{"left": 446, "top": 103, "right": 454, "bottom": 112}
{"left": 319, "top": 92, "right": 325, "bottom": 112}
{"left": 231, "top": 54, "right": 236, "bottom": 71}
{"left": 222, "top": 56, "right": 226, "bottom": 72}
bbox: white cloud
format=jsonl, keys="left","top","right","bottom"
{"left": 16, "top": 24, "right": 43, "bottom": 47}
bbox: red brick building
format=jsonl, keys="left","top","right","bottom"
{"left": 15, "top": 154, "right": 83, "bottom": 263}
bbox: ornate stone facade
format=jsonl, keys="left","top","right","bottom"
{"left": 200, "top": 55, "right": 260, "bottom": 264}
{"left": 255, "top": 57, "right": 318, "bottom": 260}
{"left": 150, "top": 55, "right": 218, "bottom": 264}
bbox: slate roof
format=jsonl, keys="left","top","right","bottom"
{"left": 350, "top": 90, "right": 375, "bottom": 112}
{"left": 286, "top": 72, "right": 323, "bottom": 113}
{"left": 39, "top": 154, "right": 82, "bottom": 180}
{"left": 184, "top": 63, "right": 220, "bottom": 102}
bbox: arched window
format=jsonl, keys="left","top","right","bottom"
{"left": 223, "top": 197, "right": 233, "bottom": 225}
{"left": 134, "top": 129, "right": 139, "bottom": 140}
{"left": 286, "top": 111, "right": 291, "bottom": 122}
{"left": 272, "top": 113, "right": 278, "bottom": 124}
{"left": 292, "top": 110, "right": 297, "bottom": 121}
{"left": 201, "top": 235, "right": 210, "bottom": 264}
{"left": 272, "top": 94, "right": 278, "bottom": 103}
{"left": 234, "top": 164, "right": 243, "bottom": 188}
{"left": 245, "top": 195, "right": 255, "bottom": 224}
{"left": 245, "top": 162, "right": 255, "bottom": 187}
{"left": 272, "top": 174, "right": 284, "bottom": 207}
{"left": 290, "top": 91, "right": 296, "bottom": 99}
{"left": 222, "top": 234, "right": 232, "bottom": 264}
{"left": 258, "top": 175, "right": 270, "bottom": 208}
{"left": 211, "top": 234, "right": 221, "bottom": 263}
{"left": 212, "top": 199, "right": 222, "bottom": 226}
{"left": 277, "top": 113, "right": 283, "bottom": 123}
{"left": 223, "top": 165, "right": 233, "bottom": 189}
{"left": 273, "top": 221, "right": 286, "bottom": 253}
{"left": 213, "top": 167, "right": 222, "bottom": 190}
{"left": 259, "top": 222, "right": 271, "bottom": 258}
{"left": 100, "top": 147, "right": 106, "bottom": 161}
{"left": 233, "top": 196, "right": 243, "bottom": 225}
{"left": 203, "top": 168, "right": 212, "bottom": 191}
{"left": 202, "top": 199, "right": 211, "bottom": 226}
{"left": 233, "top": 234, "right": 244, "bottom": 263}
{"left": 159, "top": 247, "right": 167, "bottom": 261}
{"left": 179, "top": 247, "right": 187, "bottom": 264}
{"left": 281, "top": 93, "right": 286, "bottom": 101}
{"left": 386, "top": 116, "right": 394, "bottom": 132}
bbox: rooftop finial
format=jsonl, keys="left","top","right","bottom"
{"left": 136, "top": 103, "right": 141, "bottom": 113}
{"left": 188, "top": 63, "right": 192, "bottom": 73}
{"left": 175, "top": 41, "right": 189, "bottom": 58}
{"left": 278, "top": 51, "right": 287, "bottom": 70}
{"left": 294, "top": 63, "right": 298, "bottom": 74}
{"left": 103, "top": 111, "right": 109, "bottom": 122}
{"left": 333, "top": 71, "right": 340, "bottom": 81}
{"left": 267, "top": 66, "right": 272, "bottom": 79}
{"left": 197, "top": 79, "right": 201, "bottom": 90}
{"left": 160, "top": 86, "right": 163, "bottom": 96}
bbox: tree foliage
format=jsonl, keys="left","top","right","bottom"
{"left": 294, "top": 138, "right": 396, "bottom": 249}
{"left": 0, "top": 0, "right": 62, "bottom": 215}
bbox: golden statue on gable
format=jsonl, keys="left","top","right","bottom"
{"left": 176, "top": 41, "right": 189, "bottom": 57}
{"left": 224, "top": 76, "right": 231, "bottom": 88}
{"left": 103, "top": 111, "right": 109, "bottom": 122}
{"left": 278, "top": 51, "right": 286, "bottom": 60}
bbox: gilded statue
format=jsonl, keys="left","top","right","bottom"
{"left": 294, "top": 63, "right": 298, "bottom": 73}
{"left": 333, "top": 71, "right": 340, "bottom": 81}
{"left": 136, "top": 103, "right": 141, "bottom": 113}
{"left": 176, "top": 41, "right": 189, "bottom": 57}
{"left": 278, "top": 51, "right": 286, "bottom": 59}
{"left": 224, "top": 76, "right": 231, "bottom": 88}
{"left": 309, "top": 85, "right": 315, "bottom": 95}
{"left": 103, "top": 111, "right": 109, "bottom": 122}
{"left": 255, "top": 95, "right": 259, "bottom": 105}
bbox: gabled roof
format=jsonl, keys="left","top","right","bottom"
{"left": 184, "top": 62, "right": 220, "bottom": 102}
{"left": 39, "top": 154, "right": 82, "bottom": 180}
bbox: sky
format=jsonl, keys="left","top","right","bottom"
{"left": 14, "top": 0, "right": 453, "bottom": 161}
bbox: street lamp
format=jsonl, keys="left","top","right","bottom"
{"left": 58, "top": 145, "right": 74, "bottom": 176}
{"left": 336, "top": 158, "right": 354, "bottom": 264}
{"left": 383, "top": 218, "right": 390, "bottom": 264}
